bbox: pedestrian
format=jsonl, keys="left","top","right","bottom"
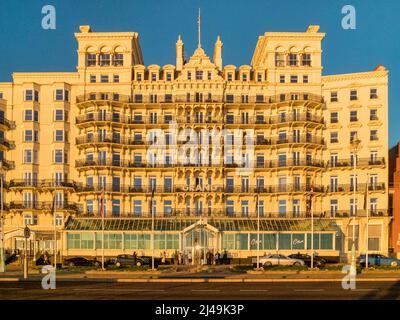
{"left": 178, "top": 251, "right": 183, "bottom": 265}
{"left": 133, "top": 251, "right": 137, "bottom": 265}
{"left": 215, "top": 251, "right": 220, "bottom": 265}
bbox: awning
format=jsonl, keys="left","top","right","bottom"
{"left": 64, "top": 217, "right": 338, "bottom": 232}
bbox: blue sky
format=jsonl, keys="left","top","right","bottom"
{"left": 0, "top": 0, "right": 399, "bottom": 146}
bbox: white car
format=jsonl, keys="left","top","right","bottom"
{"left": 258, "top": 254, "right": 305, "bottom": 267}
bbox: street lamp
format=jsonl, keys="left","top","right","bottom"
{"left": 0, "top": 168, "right": 5, "bottom": 273}
{"left": 350, "top": 138, "right": 361, "bottom": 268}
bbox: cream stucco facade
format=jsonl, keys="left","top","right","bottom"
{"left": 0, "top": 25, "right": 390, "bottom": 262}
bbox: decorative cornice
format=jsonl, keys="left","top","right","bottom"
{"left": 322, "top": 70, "right": 388, "bottom": 82}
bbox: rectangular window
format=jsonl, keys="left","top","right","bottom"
{"left": 113, "top": 74, "right": 119, "bottom": 83}
{"left": 370, "top": 130, "right": 378, "bottom": 141}
{"left": 330, "top": 112, "right": 338, "bottom": 123}
{"left": 279, "top": 200, "right": 287, "bottom": 217}
{"left": 330, "top": 91, "right": 338, "bottom": 102}
{"left": 195, "top": 70, "right": 203, "bottom": 80}
{"left": 370, "top": 109, "right": 378, "bottom": 121}
{"left": 301, "top": 53, "right": 311, "bottom": 66}
{"left": 55, "top": 110, "right": 64, "bottom": 121}
{"left": 350, "top": 110, "right": 358, "bottom": 122}
{"left": 133, "top": 200, "right": 142, "bottom": 216}
{"left": 24, "top": 110, "right": 33, "bottom": 121}
{"left": 86, "top": 53, "right": 96, "bottom": 66}
{"left": 25, "top": 90, "right": 33, "bottom": 101}
{"left": 90, "top": 75, "right": 96, "bottom": 83}
{"left": 350, "top": 90, "right": 358, "bottom": 101}
{"left": 55, "top": 130, "right": 64, "bottom": 142}
{"left": 113, "top": 53, "right": 124, "bottom": 66}
{"left": 151, "top": 73, "right": 157, "bottom": 81}
{"left": 290, "top": 75, "right": 298, "bottom": 83}
{"left": 24, "top": 130, "right": 33, "bottom": 142}
{"left": 100, "top": 75, "right": 109, "bottom": 83}
{"left": 166, "top": 73, "right": 172, "bottom": 81}
{"left": 99, "top": 54, "right": 110, "bottom": 66}
{"left": 303, "top": 75, "right": 309, "bottom": 83}
{"left": 370, "top": 88, "right": 378, "bottom": 99}
{"left": 112, "top": 200, "right": 120, "bottom": 217}
{"left": 55, "top": 89, "right": 64, "bottom": 101}
{"left": 330, "top": 132, "right": 338, "bottom": 143}
{"left": 279, "top": 75, "right": 285, "bottom": 83}
{"left": 275, "top": 53, "right": 285, "bottom": 66}
{"left": 288, "top": 53, "right": 298, "bottom": 66}
{"left": 54, "top": 150, "right": 63, "bottom": 163}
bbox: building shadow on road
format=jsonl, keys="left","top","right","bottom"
{"left": 359, "top": 281, "right": 400, "bottom": 300}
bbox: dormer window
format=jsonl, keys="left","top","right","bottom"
{"left": 242, "top": 73, "right": 248, "bottom": 81}
{"left": 187, "top": 72, "right": 192, "bottom": 80}
{"left": 99, "top": 54, "right": 110, "bottom": 66}
{"left": 151, "top": 73, "right": 157, "bottom": 81}
{"left": 227, "top": 73, "right": 233, "bottom": 81}
{"left": 136, "top": 73, "right": 142, "bottom": 81}
{"left": 113, "top": 53, "right": 124, "bottom": 66}
{"left": 86, "top": 53, "right": 96, "bottom": 66}
{"left": 257, "top": 73, "right": 262, "bottom": 82}
{"left": 166, "top": 73, "right": 172, "bottom": 81}
{"left": 196, "top": 70, "right": 203, "bottom": 80}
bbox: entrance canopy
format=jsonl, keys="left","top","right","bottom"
{"left": 64, "top": 217, "right": 337, "bottom": 232}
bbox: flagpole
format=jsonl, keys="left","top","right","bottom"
{"left": 256, "top": 191, "right": 260, "bottom": 269}
{"left": 101, "top": 187, "right": 105, "bottom": 270}
{"left": 366, "top": 174, "right": 369, "bottom": 269}
{"left": 197, "top": 8, "right": 201, "bottom": 48}
{"left": 310, "top": 186, "right": 314, "bottom": 269}
{"left": 151, "top": 187, "right": 155, "bottom": 271}
{"left": 53, "top": 191, "right": 57, "bottom": 268}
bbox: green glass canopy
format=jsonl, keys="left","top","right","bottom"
{"left": 64, "top": 217, "right": 337, "bottom": 232}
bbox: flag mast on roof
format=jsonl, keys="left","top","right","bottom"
{"left": 197, "top": 8, "right": 201, "bottom": 48}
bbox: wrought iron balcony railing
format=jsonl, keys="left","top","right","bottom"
{"left": 327, "top": 157, "right": 385, "bottom": 168}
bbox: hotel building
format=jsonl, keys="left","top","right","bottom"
{"left": 0, "top": 25, "right": 390, "bottom": 262}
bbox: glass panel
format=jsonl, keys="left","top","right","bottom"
{"left": 292, "top": 233, "right": 305, "bottom": 250}
{"left": 278, "top": 234, "right": 291, "bottom": 250}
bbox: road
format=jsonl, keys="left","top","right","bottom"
{"left": 0, "top": 280, "right": 399, "bottom": 300}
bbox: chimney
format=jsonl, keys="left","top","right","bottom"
{"left": 213, "top": 36, "right": 223, "bottom": 70}
{"left": 176, "top": 35, "right": 184, "bottom": 71}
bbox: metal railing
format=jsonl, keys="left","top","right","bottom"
{"left": 327, "top": 157, "right": 385, "bottom": 168}
{"left": 76, "top": 92, "right": 324, "bottom": 105}
{"left": 9, "top": 201, "right": 83, "bottom": 211}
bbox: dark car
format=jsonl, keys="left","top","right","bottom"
{"left": 114, "top": 255, "right": 166, "bottom": 268}
{"left": 358, "top": 254, "right": 400, "bottom": 267}
{"left": 63, "top": 257, "right": 100, "bottom": 267}
{"left": 288, "top": 253, "right": 326, "bottom": 268}
{"left": 115, "top": 254, "right": 146, "bottom": 268}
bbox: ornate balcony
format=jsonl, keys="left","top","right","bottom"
{"left": 9, "top": 201, "right": 83, "bottom": 212}
{"left": 0, "top": 159, "right": 15, "bottom": 170}
{"left": 0, "top": 138, "right": 15, "bottom": 150}
{"left": 326, "top": 183, "right": 386, "bottom": 193}
{"left": 327, "top": 157, "right": 385, "bottom": 168}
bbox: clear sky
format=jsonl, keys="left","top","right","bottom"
{"left": 0, "top": 0, "right": 399, "bottom": 146}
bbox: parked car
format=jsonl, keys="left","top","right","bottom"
{"left": 63, "top": 257, "right": 100, "bottom": 267}
{"left": 358, "top": 254, "right": 400, "bottom": 267}
{"left": 256, "top": 254, "right": 305, "bottom": 267}
{"left": 288, "top": 253, "right": 326, "bottom": 268}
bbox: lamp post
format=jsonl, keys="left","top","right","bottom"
{"left": 0, "top": 169, "right": 5, "bottom": 273}
{"left": 350, "top": 138, "right": 361, "bottom": 268}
